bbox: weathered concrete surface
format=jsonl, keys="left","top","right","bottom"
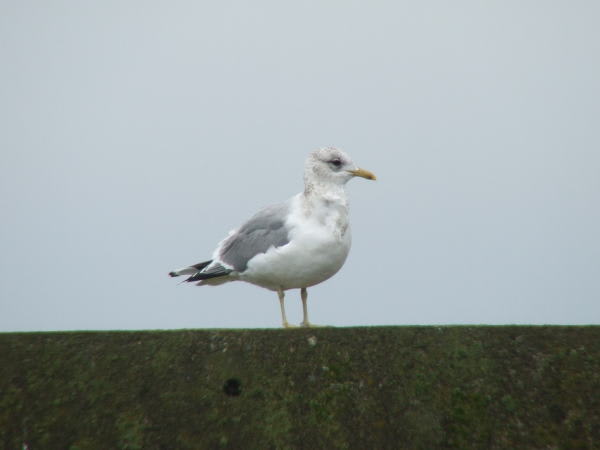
{"left": 1, "top": 326, "right": 599, "bottom": 449}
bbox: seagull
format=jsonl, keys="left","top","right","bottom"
{"left": 169, "top": 147, "right": 376, "bottom": 328}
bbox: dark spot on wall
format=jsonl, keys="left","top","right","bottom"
{"left": 223, "top": 378, "right": 241, "bottom": 396}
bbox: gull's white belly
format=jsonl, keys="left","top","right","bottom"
{"left": 241, "top": 225, "right": 352, "bottom": 290}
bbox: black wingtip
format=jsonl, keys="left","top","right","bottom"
{"left": 169, "top": 271, "right": 178, "bottom": 277}
{"left": 184, "top": 273, "right": 202, "bottom": 283}
{"left": 185, "top": 265, "right": 232, "bottom": 283}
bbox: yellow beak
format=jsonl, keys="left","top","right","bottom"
{"left": 348, "top": 168, "right": 377, "bottom": 180}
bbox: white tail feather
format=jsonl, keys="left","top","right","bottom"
{"left": 169, "top": 266, "right": 198, "bottom": 277}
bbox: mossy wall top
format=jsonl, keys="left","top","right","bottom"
{"left": 1, "top": 326, "right": 599, "bottom": 449}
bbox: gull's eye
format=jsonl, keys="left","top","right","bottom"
{"left": 330, "top": 158, "right": 342, "bottom": 168}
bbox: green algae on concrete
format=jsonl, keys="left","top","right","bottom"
{"left": 1, "top": 326, "right": 599, "bottom": 449}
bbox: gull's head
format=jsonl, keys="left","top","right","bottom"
{"left": 305, "top": 147, "right": 376, "bottom": 189}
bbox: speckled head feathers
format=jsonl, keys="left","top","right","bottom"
{"left": 304, "top": 147, "right": 375, "bottom": 191}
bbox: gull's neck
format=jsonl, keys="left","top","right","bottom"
{"left": 304, "top": 179, "right": 347, "bottom": 201}
{"left": 300, "top": 180, "right": 350, "bottom": 237}
{"left": 302, "top": 180, "right": 350, "bottom": 216}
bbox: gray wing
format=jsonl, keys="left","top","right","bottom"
{"left": 219, "top": 202, "right": 291, "bottom": 272}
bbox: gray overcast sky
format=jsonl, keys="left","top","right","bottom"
{"left": 1, "top": 1, "right": 599, "bottom": 331}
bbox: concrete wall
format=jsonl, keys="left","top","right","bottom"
{"left": 1, "top": 326, "right": 599, "bottom": 449}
